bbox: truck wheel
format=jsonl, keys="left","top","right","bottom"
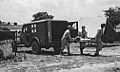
{"left": 32, "top": 41, "right": 41, "bottom": 54}
{"left": 54, "top": 48, "right": 61, "bottom": 54}
{"left": 54, "top": 43, "right": 61, "bottom": 54}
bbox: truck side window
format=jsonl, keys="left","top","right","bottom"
{"left": 23, "top": 27, "right": 26, "bottom": 33}
{"left": 23, "top": 27, "right": 27, "bottom": 33}
{"left": 25, "top": 27, "right": 27, "bottom": 31}
{"left": 31, "top": 24, "right": 36, "bottom": 33}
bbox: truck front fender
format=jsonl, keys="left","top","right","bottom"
{"left": 32, "top": 37, "right": 41, "bottom": 45}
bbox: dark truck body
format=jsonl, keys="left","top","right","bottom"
{"left": 0, "top": 30, "right": 16, "bottom": 41}
{"left": 19, "top": 19, "right": 78, "bottom": 53}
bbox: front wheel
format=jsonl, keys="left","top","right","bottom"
{"left": 32, "top": 41, "right": 41, "bottom": 54}
{"left": 54, "top": 47, "right": 61, "bottom": 54}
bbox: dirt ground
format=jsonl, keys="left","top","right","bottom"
{"left": 0, "top": 43, "right": 120, "bottom": 72}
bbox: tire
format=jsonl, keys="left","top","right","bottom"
{"left": 32, "top": 41, "right": 41, "bottom": 54}
{"left": 54, "top": 43, "right": 61, "bottom": 54}
{"left": 54, "top": 48, "right": 61, "bottom": 54}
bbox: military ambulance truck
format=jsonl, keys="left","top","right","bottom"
{"left": 12, "top": 19, "right": 78, "bottom": 54}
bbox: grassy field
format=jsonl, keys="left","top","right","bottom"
{"left": 0, "top": 42, "right": 120, "bottom": 72}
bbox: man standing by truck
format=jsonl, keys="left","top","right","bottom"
{"left": 79, "top": 26, "right": 88, "bottom": 38}
{"left": 60, "top": 25, "right": 74, "bottom": 55}
{"left": 79, "top": 26, "right": 89, "bottom": 54}
{"left": 94, "top": 23, "right": 106, "bottom": 56}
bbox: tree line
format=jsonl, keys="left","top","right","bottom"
{"left": 0, "top": 20, "right": 18, "bottom": 25}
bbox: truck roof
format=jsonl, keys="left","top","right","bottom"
{"left": 24, "top": 19, "right": 68, "bottom": 25}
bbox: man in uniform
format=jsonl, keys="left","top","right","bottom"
{"left": 79, "top": 26, "right": 88, "bottom": 38}
{"left": 94, "top": 23, "right": 106, "bottom": 56}
{"left": 60, "top": 25, "right": 74, "bottom": 55}
{"left": 79, "top": 26, "right": 88, "bottom": 54}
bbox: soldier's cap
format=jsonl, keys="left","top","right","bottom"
{"left": 82, "top": 26, "right": 86, "bottom": 28}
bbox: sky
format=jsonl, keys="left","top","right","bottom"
{"left": 79, "top": 17, "right": 106, "bottom": 37}
{"left": 0, "top": 0, "right": 120, "bottom": 24}
{"left": 0, "top": 0, "right": 120, "bottom": 36}
{"left": 0, "top": 0, "right": 120, "bottom": 37}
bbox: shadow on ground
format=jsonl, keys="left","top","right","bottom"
{"left": 87, "top": 44, "right": 119, "bottom": 47}
{"left": 16, "top": 49, "right": 112, "bottom": 58}
{"left": 63, "top": 53, "right": 110, "bottom": 57}
{"left": 17, "top": 50, "right": 59, "bottom": 55}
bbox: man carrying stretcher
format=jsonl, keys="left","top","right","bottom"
{"left": 78, "top": 24, "right": 106, "bottom": 56}
{"left": 79, "top": 26, "right": 90, "bottom": 55}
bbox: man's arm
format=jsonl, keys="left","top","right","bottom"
{"left": 67, "top": 31, "right": 74, "bottom": 42}
{"left": 94, "top": 29, "right": 102, "bottom": 40}
{"left": 84, "top": 31, "right": 91, "bottom": 39}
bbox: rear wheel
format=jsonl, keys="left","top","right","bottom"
{"left": 54, "top": 43, "right": 61, "bottom": 54}
{"left": 32, "top": 41, "right": 41, "bottom": 54}
{"left": 54, "top": 48, "right": 61, "bottom": 54}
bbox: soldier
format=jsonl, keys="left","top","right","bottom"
{"left": 79, "top": 26, "right": 88, "bottom": 54}
{"left": 94, "top": 23, "right": 106, "bottom": 56}
{"left": 60, "top": 25, "right": 74, "bottom": 55}
{"left": 79, "top": 26, "right": 88, "bottom": 38}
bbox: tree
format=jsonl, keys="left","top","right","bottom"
{"left": 32, "top": 12, "right": 54, "bottom": 21}
{"left": 7, "top": 22, "right": 11, "bottom": 25}
{"left": 14, "top": 22, "right": 17, "bottom": 25}
{"left": 103, "top": 7, "right": 120, "bottom": 26}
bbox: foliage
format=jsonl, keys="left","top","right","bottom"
{"left": 13, "top": 22, "right": 17, "bottom": 25}
{"left": 103, "top": 7, "right": 120, "bottom": 25}
{"left": 32, "top": 12, "right": 54, "bottom": 21}
{"left": 7, "top": 22, "right": 11, "bottom": 25}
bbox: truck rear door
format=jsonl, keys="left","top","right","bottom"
{"left": 68, "top": 21, "right": 78, "bottom": 38}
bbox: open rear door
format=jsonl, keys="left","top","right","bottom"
{"left": 68, "top": 21, "right": 78, "bottom": 38}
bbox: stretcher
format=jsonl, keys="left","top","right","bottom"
{"left": 74, "top": 37, "right": 96, "bottom": 47}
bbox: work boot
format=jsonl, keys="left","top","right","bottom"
{"left": 94, "top": 48, "right": 101, "bottom": 56}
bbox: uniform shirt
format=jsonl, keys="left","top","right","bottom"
{"left": 61, "top": 29, "right": 73, "bottom": 42}
{"left": 79, "top": 30, "right": 88, "bottom": 38}
{"left": 95, "top": 29, "right": 103, "bottom": 42}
